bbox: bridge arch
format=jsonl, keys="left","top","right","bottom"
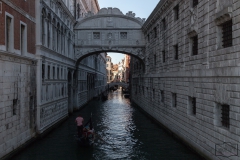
{"left": 74, "top": 7, "right": 146, "bottom": 66}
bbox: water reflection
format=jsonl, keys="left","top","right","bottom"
{"left": 12, "top": 89, "right": 202, "bottom": 160}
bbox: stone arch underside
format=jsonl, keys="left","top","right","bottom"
{"left": 74, "top": 7, "right": 146, "bottom": 63}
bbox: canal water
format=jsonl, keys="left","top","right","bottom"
{"left": 12, "top": 90, "right": 203, "bottom": 160}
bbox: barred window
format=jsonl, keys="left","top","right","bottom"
{"left": 154, "top": 54, "right": 156, "bottom": 65}
{"left": 161, "top": 90, "right": 164, "bottom": 103}
{"left": 188, "top": 97, "right": 196, "bottom": 115}
{"left": 162, "top": 18, "right": 166, "bottom": 30}
{"left": 93, "top": 32, "right": 100, "bottom": 39}
{"left": 120, "top": 32, "right": 127, "bottom": 39}
{"left": 154, "top": 27, "right": 157, "bottom": 38}
{"left": 192, "top": 97, "right": 196, "bottom": 115}
{"left": 162, "top": 50, "right": 166, "bottom": 63}
{"left": 222, "top": 20, "right": 232, "bottom": 48}
{"left": 173, "top": 4, "right": 179, "bottom": 21}
{"left": 172, "top": 93, "right": 177, "bottom": 107}
{"left": 192, "top": 35, "right": 198, "bottom": 55}
{"left": 174, "top": 45, "right": 178, "bottom": 60}
{"left": 192, "top": 0, "right": 198, "bottom": 8}
{"left": 221, "top": 105, "right": 230, "bottom": 128}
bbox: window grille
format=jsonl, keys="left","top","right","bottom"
{"left": 192, "top": 0, "right": 198, "bottom": 7}
{"left": 161, "top": 90, "right": 164, "bottom": 102}
{"left": 192, "top": 35, "right": 198, "bottom": 55}
{"left": 174, "top": 45, "right": 178, "bottom": 60}
{"left": 93, "top": 32, "right": 100, "bottom": 39}
{"left": 222, "top": 20, "right": 232, "bottom": 48}
{"left": 221, "top": 105, "right": 230, "bottom": 128}
{"left": 154, "top": 54, "right": 156, "bottom": 65}
{"left": 154, "top": 27, "right": 157, "bottom": 38}
{"left": 162, "top": 51, "right": 165, "bottom": 63}
{"left": 174, "top": 5, "right": 179, "bottom": 21}
{"left": 172, "top": 93, "right": 177, "bottom": 107}
{"left": 192, "top": 97, "right": 196, "bottom": 115}
{"left": 162, "top": 18, "right": 166, "bottom": 30}
{"left": 120, "top": 32, "right": 127, "bottom": 39}
{"left": 13, "top": 99, "right": 17, "bottom": 115}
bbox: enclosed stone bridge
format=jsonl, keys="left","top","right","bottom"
{"left": 74, "top": 7, "right": 146, "bottom": 64}
{"left": 108, "top": 82, "right": 129, "bottom": 88}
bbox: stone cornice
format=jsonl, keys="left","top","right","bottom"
{"left": 142, "top": 0, "right": 175, "bottom": 32}
{"left": 2, "top": 0, "right": 36, "bottom": 23}
{"left": 215, "top": 7, "right": 232, "bottom": 25}
{"left": 0, "top": 50, "right": 37, "bottom": 64}
{"left": 76, "top": 14, "right": 144, "bottom": 28}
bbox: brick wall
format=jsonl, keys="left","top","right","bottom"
{"left": 0, "top": 1, "right": 35, "bottom": 54}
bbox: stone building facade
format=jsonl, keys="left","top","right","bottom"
{"left": 131, "top": 0, "right": 240, "bottom": 159}
{"left": 0, "top": 0, "right": 106, "bottom": 158}
{"left": 0, "top": 0, "right": 37, "bottom": 158}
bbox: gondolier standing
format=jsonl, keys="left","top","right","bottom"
{"left": 75, "top": 114, "right": 84, "bottom": 137}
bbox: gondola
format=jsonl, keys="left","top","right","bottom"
{"left": 76, "top": 118, "right": 95, "bottom": 147}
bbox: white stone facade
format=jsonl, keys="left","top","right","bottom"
{"left": 131, "top": 0, "right": 240, "bottom": 159}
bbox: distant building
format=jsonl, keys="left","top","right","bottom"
{"left": 123, "top": 55, "right": 131, "bottom": 83}
{"left": 106, "top": 55, "right": 113, "bottom": 83}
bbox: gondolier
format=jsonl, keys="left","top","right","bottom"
{"left": 75, "top": 114, "right": 84, "bottom": 137}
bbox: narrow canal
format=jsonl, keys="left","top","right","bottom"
{"left": 12, "top": 90, "right": 203, "bottom": 160}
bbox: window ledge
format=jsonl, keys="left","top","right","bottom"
{"left": 215, "top": 7, "right": 232, "bottom": 25}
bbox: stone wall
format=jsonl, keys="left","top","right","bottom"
{"left": 0, "top": 52, "right": 36, "bottom": 158}
{"left": 131, "top": 0, "right": 240, "bottom": 159}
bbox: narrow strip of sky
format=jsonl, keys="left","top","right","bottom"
{"left": 98, "top": 0, "right": 160, "bottom": 64}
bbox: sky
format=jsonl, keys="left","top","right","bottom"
{"left": 98, "top": 0, "right": 160, "bottom": 64}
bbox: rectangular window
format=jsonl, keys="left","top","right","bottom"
{"left": 120, "top": 32, "right": 127, "bottom": 39}
{"left": 162, "top": 18, "right": 166, "bottom": 30}
{"left": 192, "top": 0, "right": 198, "bottom": 8}
{"left": 154, "top": 54, "right": 156, "bottom": 65}
{"left": 142, "top": 86, "right": 144, "bottom": 95}
{"left": 192, "top": 35, "right": 198, "bottom": 55}
{"left": 161, "top": 90, "right": 164, "bottom": 103}
{"left": 57, "top": 67, "right": 59, "bottom": 79}
{"left": 53, "top": 66, "right": 55, "bottom": 79}
{"left": 222, "top": 20, "right": 232, "bottom": 48}
{"left": 48, "top": 65, "right": 50, "bottom": 79}
{"left": 13, "top": 99, "right": 18, "bottom": 115}
{"left": 147, "top": 34, "right": 150, "bottom": 42}
{"left": 188, "top": 97, "right": 196, "bottom": 115}
{"left": 6, "top": 16, "right": 12, "bottom": 51}
{"left": 214, "top": 103, "right": 230, "bottom": 129}
{"left": 174, "top": 44, "right": 179, "bottom": 60}
{"left": 153, "top": 89, "right": 155, "bottom": 100}
{"left": 154, "top": 27, "right": 157, "bottom": 38}
{"left": 221, "top": 105, "right": 230, "bottom": 128}
{"left": 93, "top": 32, "right": 100, "bottom": 39}
{"left": 162, "top": 50, "right": 165, "bottom": 63}
{"left": 0, "top": 2, "right": 2, "bottom": 14}
{"left": 42, "top": 64, "right": 45, "bottom": 80}
{"left": 172, "top": 93, "right": 177, "bottom": 107}
{"left": 173, "top": 4, "right": 179, "bottom": 21}
{"left": 20, "top": 24, "right": 26, "bottom": 54}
